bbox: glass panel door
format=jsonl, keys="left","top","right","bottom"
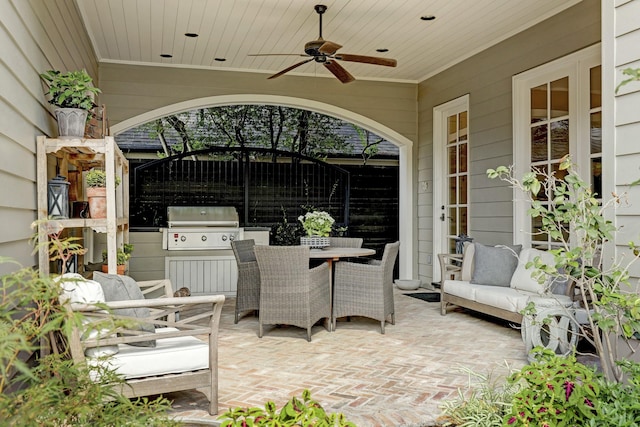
{"left": 589, "top": 65, "right": 602, "bottom": 200}
{"left": 529, "top": 76, "right": 570, "bottom": 250}
{"left": 444, "top": 111, "right": 469, "bottom": 253}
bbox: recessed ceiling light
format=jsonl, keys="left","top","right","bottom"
{"left": 184, "top": 32, "right": 199, "bottom": 38}
{"left": 214, "top": 58, "right": 226, "bottom": 62}
{"left": 420, "top": 15, "right": 436, "bottom": 21}
{"left": 160, "top": 53, "right": 173, "bottom": 58}
{"left": 376, "top": 48, "right": 389, "bottom": 53}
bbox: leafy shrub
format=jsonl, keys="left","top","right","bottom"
{"left": 504, "top": 349, "right": 599, "bottom": 426}
{"left": 0, "top": 243, "right": 179, "bottom": 426}
{"left": 588, "top": 360, "right": 640, "bottom": 427}
{"left": 218, "top": 389, "right": 355, "bottom": 427}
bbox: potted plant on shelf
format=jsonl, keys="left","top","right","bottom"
{"left": 298, "top": 210, "right": 335, "bottom": 248}
{"left": 40, "top": 69, "right": 101, "bottom": 138}
{"left": 102, "top": 243, "right": 133, "bottom": 275}
{"left": 85, "top": 168, "right": 120, "bottom": 219}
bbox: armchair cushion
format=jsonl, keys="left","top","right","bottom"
{"left": 92, "top": 327, "right": 209, "bottom": 379}
{"left": 93, "top": 272, "right": 156, "bottom": 347}
{"left": 470, "top": 243, "right": 522, "bottom": 287}
{"left": 56, "top": 273, "right": 119, "bottom": 357}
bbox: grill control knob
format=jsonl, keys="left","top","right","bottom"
{"left": 222, "top": 235, "right": 228, "bottom": 241}
{"left": 201, "top": 235, "right": 207, "bottom": 242}
{"left": 180, "top": 235, "right": 186, "bottom": 242}
{"left": 229, "top": 234, "right": 235, "bottom": 241}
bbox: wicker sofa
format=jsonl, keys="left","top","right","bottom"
{"left": 438, "top": 243, "right": 573, "bottom": 324}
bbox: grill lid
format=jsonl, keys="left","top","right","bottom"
{"left": 167, "top": 206, "right": 239, "bottom": 228}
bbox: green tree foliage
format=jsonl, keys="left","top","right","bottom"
{"left": 138, "top": 105, "right": 368, "bottom": 160}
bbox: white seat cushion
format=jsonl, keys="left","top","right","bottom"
{"left": 443, "top": 280, "right": 483, "bottom": 301}
{"left": 473, "top": 287, "right": 529, "bottom": 312}
{"left": 90, "top": 328, "right": 209, "bottom": 379}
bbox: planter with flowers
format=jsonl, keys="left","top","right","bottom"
{"left": 298, "top": 210, "right": 335, "bottom": 248}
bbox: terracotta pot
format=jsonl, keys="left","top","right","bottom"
{"left": 86, "top": 186, "right": 106, "bottom": 218}
{"left": 101, "top": 264, "right": 126, "bottom": 275}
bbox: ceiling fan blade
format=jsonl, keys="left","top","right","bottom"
{"left": 248, "top": 53, "right": 308, "bottom": 57}
{"left": 318, "top": 40, "right": 342, "bottom": 55}
{"left": 324, "top": 60, "right": 355, "bottom": 84}
{"left": 335, "top": 54, "right": 397, "bottom": 67}
{"left": 267, "top": 58, "right": 314, "bottom": 79}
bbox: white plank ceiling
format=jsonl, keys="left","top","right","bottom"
{"left": 76, "top": 0, "right": 582, "bottom": 83}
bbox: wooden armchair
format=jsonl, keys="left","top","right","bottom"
{"left": 63, "top": 278, "right": 225, "bottom": 415}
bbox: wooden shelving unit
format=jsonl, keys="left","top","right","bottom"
{"left": 36, "top": 136, "right": 129, "bottom": 275}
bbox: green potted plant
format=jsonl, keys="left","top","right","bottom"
{"left": 40, "top": 69, "right": 101, "bottom": 138}
{"left": 85, "top": 168, "right": 120, "bottom": 219}
{"left": 102, "top": 243, "right": 133, "bottom": 275}
{"left": 298, "top": 210, "right": 335, "bottom": 248}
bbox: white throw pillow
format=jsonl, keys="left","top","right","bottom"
{"left": 510, "top": 248, "right": 555, "bottom": 294}
{"left": 56, "top": 272, "right": 106, "bottom": 304}
{"left": 55, "top": 273, "right": 119, "bottom": 357}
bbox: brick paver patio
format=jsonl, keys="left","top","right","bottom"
{"left": 164, "top": 287, "right": 528, "bottom": 426}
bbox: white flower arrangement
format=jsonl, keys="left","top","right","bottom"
{"left": 298, "top": 210, "right": 335, "bottom": 237}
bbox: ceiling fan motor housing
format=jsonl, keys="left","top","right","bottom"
{"left": 304, "top": 40, "right": 327, "bottom": 59}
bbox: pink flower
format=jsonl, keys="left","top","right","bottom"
{"left": 585, "top": 398, "right": 594, "bottom": 407}
{"left": 507, "top": 416, "right": 516, "bottom": 424}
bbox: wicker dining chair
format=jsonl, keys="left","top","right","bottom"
{"left": 332, "top": 241, "right": 400, "bottom": 333}
{"left": 231, "top": 239, "right": 261, "bottom": 323}
{"left": 254, "top": 245, "right": 331, "bottom": 341}
{"left": 328, "top": 237, "right": 364, "bottom": 248}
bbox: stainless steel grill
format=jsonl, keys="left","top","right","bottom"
{"left": 162, "top": 206, "right": 242, "bottom": 250}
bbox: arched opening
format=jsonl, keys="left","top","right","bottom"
{"left": 111, "top": 95, "right": 414, "bottom": 279}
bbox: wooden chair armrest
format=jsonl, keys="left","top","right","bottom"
{"left": 438, "top": 253, "right": 463, "bottom": 286}
{"left": 137, "top": 278, "right": 173, "bottom": 299}
{"left": 70, "top": 295, "right": 225, "bottom": 350}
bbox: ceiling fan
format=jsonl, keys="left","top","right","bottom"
{"left": 249, "top": 4, "right": 397, "bottom": 84}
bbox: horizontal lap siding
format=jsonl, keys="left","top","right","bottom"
{"left": 611, "top": 0, "right": 640, "bottom": 283}
{"left": 0, "top": 0, "right": 97, "bottom": 274}
{"left": 99, "top": 64, "right": 418, "bottom": 145}
{"left": 416, "top": 0, "right": 601, "bottom": 284}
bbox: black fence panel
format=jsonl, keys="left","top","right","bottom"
{"left": 129, "top": 147, "right": 398, "bottom": 256}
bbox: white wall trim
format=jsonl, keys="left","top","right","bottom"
{"left": 111, "top": 94, "right": 415, "bottom": 279}
{"left": 512, "top": 44, "right": 601, "bottom": 246}
{"left": 601, "top": 2, "right": 616, "bottom": 269}
{"left": 432, "top": 94, "right": 469, "bottom": 281}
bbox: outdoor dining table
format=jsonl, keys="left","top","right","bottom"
{"left": 308, "top": 247, "right": 376, "bottom": 331}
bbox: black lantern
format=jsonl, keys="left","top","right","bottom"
{"left": 47, "top": 175, "right": 70, "bottom": 219}
{"left": 57, "top": 253, "right": 78, "bottom": 274}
